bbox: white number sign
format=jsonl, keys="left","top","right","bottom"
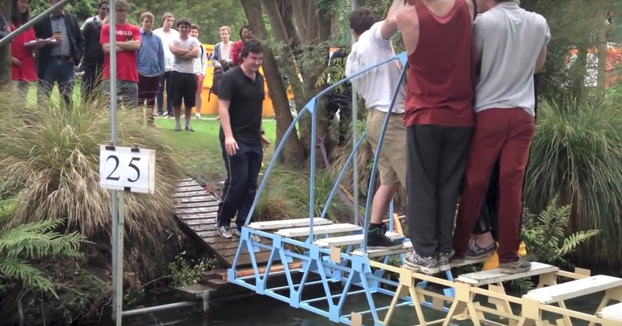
{"left": 99, "top": 145, "right": 156, "bottom": 194}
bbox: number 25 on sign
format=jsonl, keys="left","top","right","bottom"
{"left": 99, "top": 145, "right": 156, "bottom": 194}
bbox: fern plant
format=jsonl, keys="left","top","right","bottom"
{"left": 0, "top": 198, "right": 85, "bottom": 297}
{"left": 521, "top": 196, "right": 600, "bottom": 266}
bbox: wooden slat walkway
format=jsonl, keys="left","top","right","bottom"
{"left": 174, "top": 178, "right": 272, "bottom": 268}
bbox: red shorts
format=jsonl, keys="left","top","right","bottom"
{"left": 196, "top": 74, "right": 204, "bottom": 95}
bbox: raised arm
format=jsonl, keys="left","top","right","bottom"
{"left": 380, "top": 0, "right": 405, "bottom": 40}
{"left": 395, "top": 4, "right": 420, "bottom": 55}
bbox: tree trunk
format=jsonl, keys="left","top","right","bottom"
{"left": 240, "top": 0, "right": 306, "bottom": 168}
{"left": 0, "top": 0, "right": 12, "bottom": 87}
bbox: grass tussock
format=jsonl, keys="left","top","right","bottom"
{"left": 0, "top": 89, "right": 186, "bottom": 278}
{"left": 525, "top": 98, "right": 622, "bottom": 266}
{"left": 255, "top": 169, "right": 348, "bottom": 222}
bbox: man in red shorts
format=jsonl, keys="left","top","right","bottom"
{"left": 396, "top": 0, "right": 476, "bottom": 274}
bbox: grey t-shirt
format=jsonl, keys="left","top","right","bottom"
{"left": 171, "top": 36, "right": 201, "bottom": 74}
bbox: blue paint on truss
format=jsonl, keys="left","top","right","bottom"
{"left": 227, "top": 51, "right": 458, "bottom": 325}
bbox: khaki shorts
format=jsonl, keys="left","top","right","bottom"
{"left": 366, "top": 109, "right": 407, "bottom": 186}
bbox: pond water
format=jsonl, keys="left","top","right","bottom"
{"left": 128, "top": 288, "right": 602, "bottom": 326}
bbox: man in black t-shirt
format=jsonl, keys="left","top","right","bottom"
{"left": 217, "top": 40, "right": 270, "bottom": 240}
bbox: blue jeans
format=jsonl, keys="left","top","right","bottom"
{"left": 156, "top": 71, "right": 173, "bottom": 115}
{"left": 38, "top": 57, "right": 75, "bottom": 106}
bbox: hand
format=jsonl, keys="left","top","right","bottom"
{"left": 11, "top": 57, "right": 21, "bottom": 66}
{"left": 224, "top": 136, "right": 238, "bottom": 156}
{"left": 261, "top": 134, "right": 270, "bottom": 149}
{"left": 52, "top": 32, "right": 63, "bottom": 42}
{"left": 34, "top": 39, "right": 46, "bottom": 48}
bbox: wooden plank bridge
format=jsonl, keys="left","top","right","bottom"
{"left": 173, "top": 178, "right": 274, "bottom": 268}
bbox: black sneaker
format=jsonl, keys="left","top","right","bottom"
{"left": 367, "top": 225, "right": 403, "bottom": 250}
{"left": 405, "top": 251, "right": 439, "bottom": 274}
{"left": 466, "top": 241, "right": 497, "bottom": 260}
{"left": 438, "top": 250, "right": 454, "bottom": 272}
{"left": 499, "top": 257, "right": 531, "bottom": 274}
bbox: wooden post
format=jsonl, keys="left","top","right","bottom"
{"left": 0, "top": 0, "right": 11, "bottom": 87}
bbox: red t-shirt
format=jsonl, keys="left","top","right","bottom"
{"left": 100, "top": 23, "right": 141, "bottom": 82}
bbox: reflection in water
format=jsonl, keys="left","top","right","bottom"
{"left": 129, "top": 291, "right": 602, "bottom": 326}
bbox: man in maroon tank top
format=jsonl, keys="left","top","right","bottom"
{"left": 396, "top": 0, "right": 476, "bottom": 274}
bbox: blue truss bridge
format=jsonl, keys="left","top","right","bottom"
{"left": 217, "top": 52, "right": 622, "bottom": 326}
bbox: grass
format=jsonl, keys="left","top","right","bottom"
{"left": 153, "top": 116, "right": 277, "bottom": 183}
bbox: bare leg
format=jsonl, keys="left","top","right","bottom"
{"left": 195, "top": 93, "right": 202, "bottom": 119}
{"left": 370, "top": 184, "right": 397, "bottom": 224}
{"left": 184, "top": 107, "right": 193, "bottom": 131}
{"left": 174, "top": 106, "right": 182, "bottom": 131}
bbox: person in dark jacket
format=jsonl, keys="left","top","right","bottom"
{"left": 80, "top": 2, "right": 107, "bottom": 101}
{"left": 0, "top": 0, "right": 9, "bottom": 40}
{"left": 326, "top": 48, "right": 352, "bottom": 146}
{"left": 34, "top": 0, "right": 84, "bottom": 106}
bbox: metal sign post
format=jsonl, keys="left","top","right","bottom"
{"left": 351, "top": 0, "right": 359, "bottom": 225}
{"left": 107, "top": 1, "right": 123, "bottom": 324}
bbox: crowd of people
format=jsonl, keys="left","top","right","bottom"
{"left": 345, "top": 0, "right": 548, "bottom": 275}
{"left": 0, "top": 0, "right": 258, "bottom": 130}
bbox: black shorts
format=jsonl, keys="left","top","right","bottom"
{"left": 171, "top": 71, "right": 198, "bottom": 108}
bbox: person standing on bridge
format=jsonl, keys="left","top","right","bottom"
{"left": 451, "top": 0, "right": 550, "bottom": 274}
{"left": 396, "top": 0, "right": 476, "bottom": 274}
{"left": 217, "top": 39, "right": 270, "bottom": 241}
{"left": 345, "top": 1, "right": 406, "bottom": 250}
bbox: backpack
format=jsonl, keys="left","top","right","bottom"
{"left": 209, "top": 66, "right": 223, "bottom": 101}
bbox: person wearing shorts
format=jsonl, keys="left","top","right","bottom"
{"left": 169, "top": 18, "right": 200, "bottom": 131}
{"left": 189, "top": 24, "right": 207, "bottom": 120}
{"left": 345, "top": 3, "right": 406, "bottom": 250}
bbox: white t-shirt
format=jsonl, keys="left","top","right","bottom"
{"left": 153, "top": 28, "right": 180, "bottom": 72}
{"left": 474, "top": 2, "right": 550, "bottom": 116}
{"left": 171, "top": 36, "right": 201, "bottom": 74}
{"left": 345, "top": 22, "right": 405, "bottom": 114}
{"left": 193, "top": 44, "right": 207, "bottom": 75}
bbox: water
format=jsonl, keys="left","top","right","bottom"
{"left": 128, "top": 290, "right": 603, "bottom": 326}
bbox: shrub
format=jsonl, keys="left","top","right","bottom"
{"left": 525, "top": 98, "right": 622, "bottom": 267}
{"left": 0, "top": 92, "right": 186, "bottom": 280}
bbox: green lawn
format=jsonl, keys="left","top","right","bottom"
{"left": 153, "top": 117, "right": 277, "bottom": 184}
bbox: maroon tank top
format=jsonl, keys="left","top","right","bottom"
{"left": 404, "top": 0, "right": 475, "bottom": 128}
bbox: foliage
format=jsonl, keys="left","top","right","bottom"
{"left": 524, "top": 98, "right": 622, "bottom": 266}
{"left": 0, "top": 91, "right": 186, "bottom": 281}
{"left": 168, "top": 253, "right": 215, "bottom": 287}
{"left": 522, "top": 197, "right": 599, "bottom": 266}
{"left": 255, "top": 169, "right": 349, "bottom": 222}
{"left": 0, "top": 198, "right": 85, "bottom": 296}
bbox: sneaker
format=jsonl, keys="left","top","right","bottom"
{"left": 499, "top": 257, "right": 531, "bottom": 274}
{"left": 218, "top": 226, "right": 233, "bottom": 239}
{"left": 195, "top": 114, "right": 201, "bottom": 120}
{"left": 405, "top": 251, "right": 439, "bottom": 274}
{"left": 367, "top": 225, "right": 403, "bottom": 250}
{"left": 438, "top": 250, "right": 454, "bottom": 272}
{"left": 185, "top": 125, "right": 194, "bottom": 132}
{"left": 231, "top": 228, "right": 260, "bottom": 242}
{"left": 174, "top": 124, "right": 182, "bottom": 131}
{"left": 466, "top": 241, "right": 497, "bottom": 260}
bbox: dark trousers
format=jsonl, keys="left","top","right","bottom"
{"left": 38, "top": 57, "right": 75, "bottom": 106}
{"left": 407, "top": 125, "right": 472, "bottom": 257}
{"left": 156, "top": 71, "right": 173, "bottom": 115}
{"left": 453, "top": 109, "right": 535, "bottom": 263}
{"left": 217, "top": 140, "right": 263, "bottom": 230}
{"left": 82, "top": 62, "right": 103, "bottom": 101}
{"left": 138, "top": 75, "right": 160, "bottom": 125}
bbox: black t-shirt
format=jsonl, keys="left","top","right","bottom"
{"left": 218, "top": 66, "right": 265, "bottom": 143}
